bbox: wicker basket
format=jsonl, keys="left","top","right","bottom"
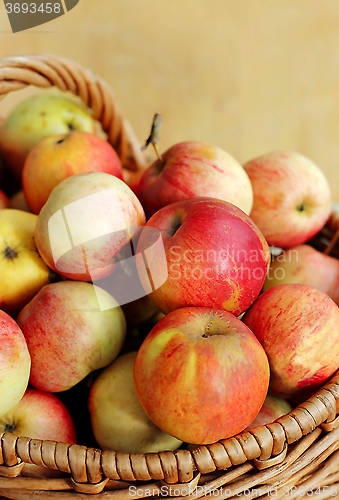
{"left": 0, "top": 54, "right": 339, "bottom": 500}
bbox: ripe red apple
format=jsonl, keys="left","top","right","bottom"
{"left": 136, "top": 197, "right": 270, "bottom": 316}
{"left": 263, "top": 244, "right": 339, "bottom": 305}
{"left": 243, "top": 151, "right": 332, "bottom": 248}
{"left": 244, "top": 393, "right": 292, "bottom": 431}
{"left": 17, "top": 281, "right": 126, "bottom": 392}
{"left": 0, "top": 189, "right": 9, "bottom": 209}
{"left": 89, "top": 351, "right": 182, "bottom": 453}
{"left": 22, "top": 131, "right": 123, "bottom": 214}
{"left": 0, "top": 387, "right": 76, "bottom": 442}
{"left": 35, "top": 172, "right": 145, "bottom": 281}
{"left": 0, "top": 311, "right": 31, "bottom": 417}
{"left": 0, "top": 388, "right": 76, "bottom": 477}
{"left": 0, "top": 93, "right": 95, "bottom": 178}
{"left": 134, "top": 307, "right": 270, "bottom": 444}
{"left": 243, "top": 284, "right": 339, "bottom": 399}
{"left": 134, "top": 141, "right": 253, "bottom": 219}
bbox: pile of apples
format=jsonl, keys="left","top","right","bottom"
{"left": 0, "top": 91, "right": 338, "bottom": 476}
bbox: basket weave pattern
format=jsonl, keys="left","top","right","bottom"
{"left": 0, "top": 54, "right": 339, "bottom": 500}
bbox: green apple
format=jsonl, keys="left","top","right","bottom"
{"left": 88, "top": 351, "right": 182, "bottom": 453}
{"left": 0, "top": 93, "right": 96, "bottom": 178}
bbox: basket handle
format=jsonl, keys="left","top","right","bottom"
{"left": 0, "top": 54, "right": 148, "bottom": 173}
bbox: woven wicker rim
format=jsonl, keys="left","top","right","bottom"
{"left": 0, "top": 53, "right": 148, "bottom": 173}
{"left": 0, "top": 54, "right": 339, "bottom": 498}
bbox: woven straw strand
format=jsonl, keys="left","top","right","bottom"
{"left": 0, "top": 375, "right": 337, "bottom": 488}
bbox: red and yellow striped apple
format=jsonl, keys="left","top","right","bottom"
{"left": 17, "top": 281, "right": 126, "bottom": 392}
{"left": 243, "top": 283, "right": 339, "bottom": 399}
{"left": 244, "top": 151, "right": 332, "bottom": 248}
{"left": 263, "top": 244, "right": 339, "bottom": 305}
{"left": 134, "top": 141, "right": 253, "bottom": 219}
{"left": 22, "top": 131, "right": 123, "bottom": 214}
{"left": 136, "top": 197, "right": 270, "bottom": 316}
{"left": 134, "top": 307, "right": 270, "bottom": 444}
{"left": 0, "top": 310, "right": 31, "bottom": 417}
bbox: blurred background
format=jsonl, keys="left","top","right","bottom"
{"left": 0, "top": 0, "right": 338, "bottom": 199}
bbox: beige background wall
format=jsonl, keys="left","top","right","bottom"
{"left": 0, "top": 0, "right": 338, "bottom": 199}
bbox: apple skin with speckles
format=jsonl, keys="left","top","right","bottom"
{"left": 243, "top": 283, "right": 339, "bottom": 399}
{"left": 243, "top": 151, "right": 332, "bottom": 248}
{"left": 133, "top": 307, "right": 270, "bottom": 444}
{"left": 136, "top": 197, "right": 270, "bottom": 316}
{"left": 133, "top": 141, "right": 253, "bottom": 219}
{"left": 0, "top": 310, "right": 31, "bottom": 418}
{"left": 17, "top": 280, "right": 126, "bottom": 393}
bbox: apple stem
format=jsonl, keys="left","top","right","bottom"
{"left": 153, "top": 143, "right": 163, "bottom": 162}
{"left": 324, "top": 229, "right": 339, "bottom": 256}
{"left": 141, "top": 113, "right": 163, "bottom": 161}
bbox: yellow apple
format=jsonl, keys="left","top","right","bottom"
{"left": 0, "top": 209, "right": 54, "bottom": 315}
{"left": 88, "top": 351, "right": 182, "bottom": 453}
{"left": 244, "top": 151, "right": 332, "bottom": 248}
